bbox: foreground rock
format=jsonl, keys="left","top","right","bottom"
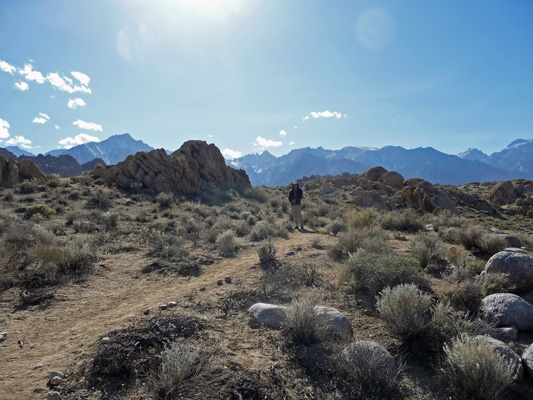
{"left": 95, "top": 141, "right": 250, "bottom": 194}
{"left": 248, "top": 303, "right": 351, "bottom": 336}
{"left": 481, "top": 293, "right": 533, "bottom": 331}
{"left": 523, "top": 344, "right": 533, "bottom": 380}
{"left": 475, "top": 336, "right": 523, "bottom": 381}
{"left": 343, "top": 341, "right": 397, "bottom": 378}
{"left": 0, "top": 155, "right": 46, "bottom": 187}
{"left": 484, "top": 248, "right": 533, "bottom": 293}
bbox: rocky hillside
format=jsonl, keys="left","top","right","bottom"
{"left": 94, "top": 140, "right": 250, "bottom": 194}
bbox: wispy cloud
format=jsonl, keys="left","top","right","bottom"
{"left": 6, "top": 135, "right": 32, "bottom": 149}
{"left": 0, "top": 60, "right": 16, "bottom": 74}
{"left": 71, "top": 71, "right": 90, "bottom": 86}
{"left": 58, "top": 133, "right": 100, "bottom": 149}
{"left": 73, "top": 119, "right": 102, "bottom": 132}
{"left": 0, "top": 118, "right": 10, "bottom": 139}
{"left": 253, "top": 136, "right": 283, "bottom": 149}
{"left": 289, "top": 141, "right": 295, "bottom": 145}
{"left": 14, "top": 81, "right": 29, "bottom": 91}
{"left": 302, "top": 110, "right": 345, "bottom": 120}
{"left": 279, "top": 130, "right": 287, "bottom": 136}
{"left": 54, "top": 125, "right": 60, "bottom": 129}
{"left": 47, "top": 73, "right": 91, "bottom": 94}
{"left": 222, "top": 148, "right": 242, "bottom": 159}
{"left": 68, "top": 98, "right": 87, "bottom": 109}
{"left": 32, "top": 112, "right": 50, "bottom": 124}
{"left": 18, "top": 63, "right": 46, "bottom": 84}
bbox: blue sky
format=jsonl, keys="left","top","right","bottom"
{"left": 1, "top": 0, "right": 532, "bottom": 158}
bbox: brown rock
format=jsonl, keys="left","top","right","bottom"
{"left": 360, "top": 166, "right": 388, "bottom": 182}
{"left": 380, "top": 171, "right": 404, "bottom": 190}
{"left": 97, "top": 141, "right": 250, "bottom": 194}
{"left": 490, "top": 181, "right": 517, "bottom": 205}
{"left": 0, "top": 155, "right": 45, "bottom": 187}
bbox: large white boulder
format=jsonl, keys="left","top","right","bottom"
{"left": 484, "top": 248, "right": 533, "bottom": 293}
{"left": 481, "top": 293, "right": 533, "bottom": 331}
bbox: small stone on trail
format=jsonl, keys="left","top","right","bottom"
{"left": 199, "top": 287, "right": 206, "bottom": 291}
{"left": 50, "top": 376, "right": 63, "bottom": 386}
{"left": 47, "top": 391, "right": 60, "bottom": 400}
{"left": 49, "top": 371, "right": 64, "bottom": 380}
{"left": 0, "top": 334, "right": 5, "bottom": 342}
{"left": 35, "top": 363, "right": 43, "bottom": 369}
{"left": 0, "top": 331, "right": 7, "bottom": 337}
{"left": 101, "top": 337, "right": 110, "bottom": 344}
{"left": 286, "top": 250, "right": 295, "bottom": 256}
{"left": 143, "top": 308, "right": 151, "bottom": 315}
{"left": 168, "top": 301, "right": 177, "bottom": 308}
{"left": 217, "top": 279, "right": 224, "bottom": 286}
{"left": 224, "top": 276, "right": 232, "bottom": 284}
{"left": 159, "top": 304, "right": 168, "bottom": 310}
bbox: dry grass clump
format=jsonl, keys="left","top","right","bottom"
{"left": 410, "top": 234, "right": 445, "bottom": 269}
{"left": 441, "top": 280, "right": 483, "bottom": 315}
{"left": 376, "top": 283, "right": 432, "bottom": 339}
{"left": 156, "top": 192, "right": 174, "bottom": 208}
{"left": 346, "top": 207, "right": 379, "bottom": 229}
{"left": 87, "top": 188, "right": 114, "bottom": 209}
{"left": 282, "top": 295, "right": 330, "bottom": 346}
{"left": 215, "top": 229, "right": 237, "bottom": 257}
{"left": 341, "top": 250, "right": 425, "bottom": 295}
{"left": 250, "top": 220, "right": 276, "bottom": 241}
{"left": 381, "top": 209, "right": 424, "bottom": 233}
{"left": 328, "top": 227, "right": 390, "bottom": 260}
{"left": 326, "top": 218, "right": 347, "bottom": 236}
{"left": 339, "top": 341, "right": 399, "bottom": 399}
{"left": 243, "top": 186, "right": 268, "bottom": 203}
{"left": 440, "top": 334, "right": 516, "bottom": 400}
{"left": 457, "top": 226, "right": 507, "bottom": 256}
{"left": 255, "top": 240, "right": 276, "bottom": 266}
{"left": 147, "top": 230, "right": 188, "bottom": 261}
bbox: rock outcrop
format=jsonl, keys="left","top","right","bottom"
{"left": 481, "top": 293, "right": 533, "bottom": 331}
{"left": 483, "top": 248, "right": 533, "bottom": 293}
{"left": 342, "top": 341, "right": 397, "bottom": 378}
{"left": 0, "top": 155, "right": 46, "bottom": 187}
{"left": 94, "top": 141, "right": 250, "bottom": 194}
{"left": 523, "top": 343, "right": 533, "bottom": 380}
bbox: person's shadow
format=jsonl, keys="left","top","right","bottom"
{"left": 298, "top": 227, "right": 314, "bottom": 233}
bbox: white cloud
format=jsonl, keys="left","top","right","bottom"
{"left": 302, "top": 110, "right": 345, "bottom": 120}
{"left": 0, "top": 59, "right": 16, "bottom": 74}
{"left": 58, "top": 133, "right": 100, "bottom": 149}
{"left": 253, "top": 136, "right": 283, "bottom": 148}
{"left": 0, "top": 118, "right": 10, "bottom": 139}
{"left": 32, "top": 113, "right": 50, "bottom": 124}
{"left": 279, "top": 130, "right": 287, "bottom": 136}
{"left": 68, "top": 98, "right": 87, "bottom": 109}
{"left": 208, "top": 134, "right": 215, "bottom": 138}
{"left": 222, "top": 148, "right": 242, "bottom": 159}
{"left": 54, "top": 125, "right": 60, "bottom": 129}
{"left": 289, "top": 141, "right": 295, "bottom": 145}
{"left": 14, "top": 81, "right": 29, "bottom": 91}
{"left": 71, "top": 71, "right": 90, "bottom": 86}
{"left": 73, "top": 119, "right": 102, "bottom": 132}
{"left": 18, "top": 63, "right": 46, "bottom": 83}
{"left": 47, "top": 73, "right": 91, "bottom": 94}
{"left": 6, "top": 135, "right": 32, "bottom": 148}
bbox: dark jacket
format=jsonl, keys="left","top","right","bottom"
{"left": 288, "top": 188, "right": 303, "bottom": 205}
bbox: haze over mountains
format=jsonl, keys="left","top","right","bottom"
{"left": 2, "top": 135, "right": 532, "bottom": 185}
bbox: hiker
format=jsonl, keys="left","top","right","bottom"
{"left": 288, "top": 182, "right": 304, "bottom": 229}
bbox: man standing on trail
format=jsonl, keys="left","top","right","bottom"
{"left": 288, "top": 182, "right": 304, "bottom": 230}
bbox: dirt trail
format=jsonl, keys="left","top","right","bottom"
{"left": 0, "top": 231, "right": 315, "bottom": 400}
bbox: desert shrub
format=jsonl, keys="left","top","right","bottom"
{"left": 282, "top": 295, "right": 330, "bottom": 346}
{"left": 72, "top": 218, "right": 97, "bottom": 234}
{"left": 151, "top": 342, "right": 201, "bottom": 398}
{"left": 440, "top": 334, "right": 516, "bottom": 400}
{"left": 25, "top": 204, "right": 56, "bottom": 218}
{"left": 268, "top": 197, "right": 281, "bottom": 209}
{"left": 309, "top": 236, "right": 323, "bottom": 249}
{"left": 232, "top": 220, "right": 250, "bottom": 237}
{"left": 250, "top": 220, "right": 275, "bottom": 242}
{"left": 443, "top": 266, "right": 473, "bottom": 283}
{"left": 88, "top": 188, "right": 113, "bottom": 209}
{"left": 329, "top": 227, "right": 390, "bottom": 260}
{"left": 475, "top": 273, "right": 511, "bottom": 296}
{"left": 156, "top": 192, "right": 174, "bottom": 208}
{"left": 478, "top": 234, "right": 507, "bottom": 256}
{"left": 346, "top": 207, "right": 379, "bottom": 229}
{"left": 58, "top": 241, "right": 97, "bottom": 275}
{"left": 148, "top": 231, "right": 188, "bottom": 261}
{"left": 212, "top": 215, "right": 233, "bottom": 233}
{"left": 377, "top": 283, "right": 432, "bottom": 339}
{"left": 243, "top": 187, "right": 268, "bottom": 203}
{"left": 256, "top": 240, "right": 276, "bottom": 266}
{"left": 280, "top": 219, "right": 294, "bottom": 233}
{"left": 47, "top": 174, "right": 61, "bottom": 188}
{"left": 411, "top": 234, "right": 445, "bottom": 269}
{"left": 439, "top": 226, "right": 460, "bottom": 243}
{"left": 2, "top": 189, "right": 14, "bottom": 201}
{"left": 326, "top": 218, "right": 347, "bottom": 236}
{"left": 19, "top": 179, "right": 39, "bottom": 193}
{"left": 381, "top": 209, "right": 424, "bottom": 233}
{"left": 457, "top": 225, "right": 485, "bottom": 250}
{"left": 340, "top": 341, "right": 399, "bottom": 398}
{"left": 215, "top": 229, "right": 237, "bottom": 257}
{"left": 441, "top": 280, "right": 483, "bottom": 315}
{"left": 342, "top": 250, "right": 424, "bottom": 295}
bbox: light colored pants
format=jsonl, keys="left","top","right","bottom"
{"left": 291, "top": 204, "right": 303, "bottom": 228}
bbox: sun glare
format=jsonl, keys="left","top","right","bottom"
{"left": 161, "top": 0, "right": 250, "bottom": 19}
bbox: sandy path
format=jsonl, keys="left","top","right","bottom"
{"left": 0, "top": 232, "right": 314, "bottom": 399}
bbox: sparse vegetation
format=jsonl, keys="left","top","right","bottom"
{"left": 282, "top": 295, "right": 330, "bottom": 346}
{"left": 381, "top": 209, "right": 424, "bottom": 232}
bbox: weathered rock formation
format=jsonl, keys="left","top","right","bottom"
{"left": 484, "top": 248, "right": 533, "bottom": 293}
{"left": 0, "top": 155, "right": 46, "bottom": 187}
{"left": 94, "top": 141, "right": 250, "bottom": 194}
{"left": 488, "top": 179, "right": 533, "bottom": 215}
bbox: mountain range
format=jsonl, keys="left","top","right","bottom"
{"left": 2, "top": 135, "right": 532, "bottom": 186}
{"left": 230, "top": 140, "right": 533, "bottom": 186}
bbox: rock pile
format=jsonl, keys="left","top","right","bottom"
{"left": 0, "top": 155, "right": 46, "bottom": 187}
{"left": 94, "top": 140, "right": 250, "bottom": 194}
{"left": 489, "top": 179, "right": 533, "bottom": 215}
